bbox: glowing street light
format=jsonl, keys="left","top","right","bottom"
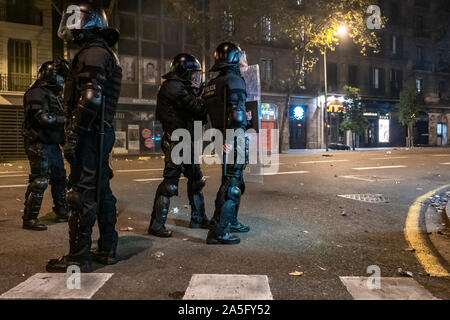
{"left": 337, "top": 25, "right": 348, "bottom": 36}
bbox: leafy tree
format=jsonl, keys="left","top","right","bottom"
{"left": 164, "top": 0, "right": 384, "bottom": 151}
{"left": 341, "top": 86, "right": 368, "bottom": 150}
{"left": 397, "top": 87, "right": 419, "bottom": 148}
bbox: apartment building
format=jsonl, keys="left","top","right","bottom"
{"left": 0, "top": 0, "right": 53, "bottom": 159}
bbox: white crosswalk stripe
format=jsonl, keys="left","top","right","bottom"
{"left": 339, "top": 277, "right": 435, "bottom": 300}
{"left": 0, "top": 273, "right": 113, "bottom": 300}
{"left": 183, "top": 274, "right": 273, "bottom": 300}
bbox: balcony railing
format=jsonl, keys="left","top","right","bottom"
{"left": 0, "top": 6, "right": 43, "bottom": 26}
{"left": 0, "top": 74, "right": 34, "bottom": 92}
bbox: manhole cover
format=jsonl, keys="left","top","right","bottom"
{"left": 338, "top": 194, "right": 389, "bottom": 203}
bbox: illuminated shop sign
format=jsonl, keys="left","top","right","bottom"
{"left": 292, "top": 106, "right": 305, "bottom": 120}
{"left": 327, "top": 104, "right": 346, "bottom": 113}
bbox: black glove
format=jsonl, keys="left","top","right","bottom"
{"left": 63, "top": 130, "right": 79, "bottom": 164}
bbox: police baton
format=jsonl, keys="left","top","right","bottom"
{"left": 96, "top": 96, "right": 106, "bottom": 212}
{"left": 223, "top": 87, "right": 227, "bottom": 177}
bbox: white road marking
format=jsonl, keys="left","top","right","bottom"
{"left": 263, "top": 170, "right": 309, "bottom": 176}
{"left": 0, "top": 174, "right": 28, "bottom": 178}
{"left": 0, "top": 273, "right": 113, "bottom": 300}
{"left": 352, "top": 165, "right": 407, "bottom": 171}
{"left": 340, "top": 277, "right": 435, "bottom": 300}
{"left": 0, "top": 184, "right": 27, "bottom": 188}
{"left": 300, "top": 160, "right": 349, "bottom": 164}
{"left": 117, "top": 168, "right": 163, "bottom": 173}
{"left": 134, "top": 176, "right": 210, "bottom": 182}
{"left": 340, "top": 175, "right": 398, "bottom": 182}
{"left": 340, "top": 175, "right": 375, "bottom": 182}
{"left": 431, "top": 154, "right": 450, "bottom": 157}
{"left": 441, "top": 163, "right": 450, "bottom": 165}
{"left": 0, "top": 171, "right": 27, "bottom": 174}
{"left": 183, "top": 274, "right": 273, "bottom": 300}
{"left": 371, "top": 156, "right": 408, "bottom": 160}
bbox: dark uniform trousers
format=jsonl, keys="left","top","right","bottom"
{"left": 67, "top": 127, "right": 117, "bottom": 263}
{"left": 24, "top": 143, "right": 67, "bottom": 220}
{"left": 151, "top": 133, "right": 205, "bottom": 225}
{"left": 211, "top": 160, "right": 246, "bottom": 235}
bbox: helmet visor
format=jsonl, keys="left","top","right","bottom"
{"left": 190, "top": 71, "right": 203, "bottom": 88}
{"left": 239, "top": 51, "right": 248, "bottom": 69}
{"left": 58, "top": 4, "right": 108, "bottom": 40}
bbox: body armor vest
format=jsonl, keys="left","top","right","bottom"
{"left": 64, "top": 41, "right": 122, "bottom": 130}
{"left": 204, "top": 69, "right": 248, "bottom": 134}
{"left": 23, "top": 83, "right": 65, "bottom": 145}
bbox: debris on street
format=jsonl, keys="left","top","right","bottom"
{"left": 120, "top": 227, "right": 134, "bottom": 231}
{"left": 397, "top": 268, "right": 413, "bottom": 277}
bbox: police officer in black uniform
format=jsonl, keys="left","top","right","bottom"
{"left": 204, "top": 42, "right": 251, "bottom": 245}
{"left": 46, "top": 1, "right": 122, "bottom": 272}
{"left": 22, "top": 61, "right": 70, "bottom": 231}
{"left": 148, "top": 53, "right": 209, "bottom": 238}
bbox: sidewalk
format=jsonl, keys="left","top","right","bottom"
{"left": 282, "top": 147, "right": 407, "bottom": 154}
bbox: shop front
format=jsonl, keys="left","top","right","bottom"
{"left": 260, "top": 103, "right": 278, "bottom": 153}
{"left": 358, "top": 100, "right": 406, "bottom": 148}
{"left": 326, "top": 98, "right": 347, "bottom": 145}
{"left": 113, "top": 104, "right": 163, "bottom": 155}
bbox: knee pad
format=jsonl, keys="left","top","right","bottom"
{"left": 30, "top": 177, "right": 48, "bottom": 192}
{"left": 158, "top": 180, "right": 178, "bottom": 197}
{"left": 67, "top": 190, "right": 82, "bottom": 211}
{"left": 190, "top": 178, "right": 206, "bottom": 193}
{"left": 227, "top": 186, "right": 241, "bottom": 202}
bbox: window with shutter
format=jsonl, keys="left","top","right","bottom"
{"left": 7, "top": 39, "right": 32, "bottom": 92}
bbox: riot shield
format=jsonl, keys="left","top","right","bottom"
{"left": 240, "top": 64, "right": 264, "bottom": 183}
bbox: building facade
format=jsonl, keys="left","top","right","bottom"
{"left": 0, "top": 0, "right": 53, "bottom": 159}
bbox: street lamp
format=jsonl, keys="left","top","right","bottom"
{"left": 323, "top": 25, "right": 348, "bottom": 151}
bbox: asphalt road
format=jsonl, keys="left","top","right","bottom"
{"left": 0, "top": 147, "right": 449, "bottom": 300}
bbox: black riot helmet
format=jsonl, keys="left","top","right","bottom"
{"left": 210, "top": 42, "right": 244, "bottom": 72}
{"left": 165, "top": 53, "right": 203, "bottom": 87}
{"left": 37, "top": 60, "right": 70, "bottom": 89}
{"left": 58, "top": 1, "right": 119, "bottom": 46}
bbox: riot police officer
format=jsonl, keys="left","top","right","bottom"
{"left": 204, "top": 42, "right": 252, "bottom": 245}
{"left": 148, "top": 53, "right": 209, "bottom": 238}
{"left": 46, "top": 1, "right": 122, "bottom": 273}
{"left": 22, "top": 60, "right": 70, "bottom": 231}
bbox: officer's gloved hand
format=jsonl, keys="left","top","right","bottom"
{"left": 63, "top": 130, "right": 79, "bottom": 164}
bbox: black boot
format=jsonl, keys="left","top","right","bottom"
{"left": 190, "top": 216, "right": 210, "bottom": 229}
{"left": 188, "top": 180, "right": 209, "bottom": 229}
{"left": 54, "top": 208, "right": 69, "bottom": 222}
{"left": 206, "top": 200, "right": 240, "bottom": 245}
{"left": 23, "top": 180, "right": 47, "bottom": 231}
{"left": 230, "top": 221, "right": 250, "bottom": 233}
{"left": 23, "top": 219, "right": 47, "bottom": 231}
{"left": 48, "top": 208, "right": 95, "bottom": 273}
{"left": 91, "top": 248, "right": 118, "bottom": 265}
{"left": 206, "top": 230, "right": 240, "bottom": 245}
{"left": 46, "top": 255, "right": 92, "bottom": 273}
{"left": 148, "top": 195, "right": 172, "bottom": 237}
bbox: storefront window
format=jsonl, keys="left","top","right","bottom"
{"left": 261, "top": 103, "right": 277, "bottom": 120}
{"left": 113, "top": 110, "right": 163, "bottom": 155}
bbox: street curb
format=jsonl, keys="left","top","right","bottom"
{"left": 424, "top": 191, "right": 450, "bottom": 272}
